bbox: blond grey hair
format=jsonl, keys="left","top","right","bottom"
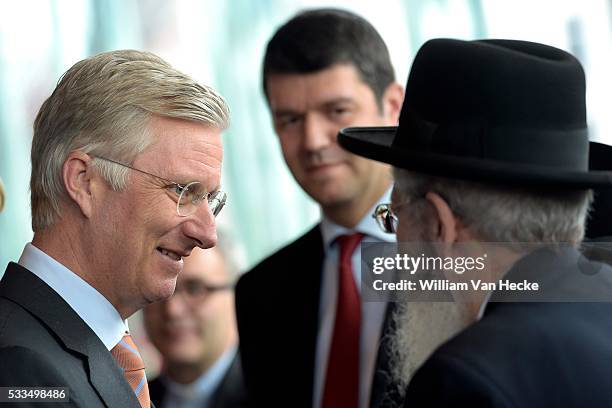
{"left": 31, "top": 50, "right": 230, "bottom": 231}
{"left": 393, "top": 168, "right": 592, "bottom": 244}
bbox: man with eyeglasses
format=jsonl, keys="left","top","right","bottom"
{"left": 235, "top": 9, "right": 404, "bottom": 408}
{"left": 339, "top": 38, "right": 612, "bottom": 407}
{"left": 0, "top": 50, "right": 229, "bottom": 408}
{"left": 144, "top": 235, "right": 247, "bottom": 408}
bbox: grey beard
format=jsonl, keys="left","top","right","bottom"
{"left": 388, "top": 300, "right": 471, "bottom": 399}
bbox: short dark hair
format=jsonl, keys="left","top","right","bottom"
{"left": 262, "top": 8, "right": 395, "bottom": 108}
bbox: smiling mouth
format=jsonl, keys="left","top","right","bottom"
{"left": 156, "top": 247, "right": 183, "bottom": 262}
{"left": 307, "top": 163, "right": 342, "bottom": 173}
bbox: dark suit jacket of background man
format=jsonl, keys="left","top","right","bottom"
{"left": 0, "top": 262, "right": 142, "bottom": 408}
{"left": 148, "top": 351, "right": 248, "bottom": 408}
{"left": 405, "top": 247, "right": 612, "bottom": 407}
{"left": 236, "top": 225, "right": 399, "bottom": 408}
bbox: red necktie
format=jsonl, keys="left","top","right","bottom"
{"left": 322, "top": 233, "right": 365, "bottom": 408}
{"left": 111, "top": 334, "right": 151, "bottom": 408}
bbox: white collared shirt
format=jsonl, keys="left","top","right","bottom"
{"left": 159, "top": 346, "right": 238, "bottom": 408}
{"left": 18, "top": 243, "right": 128, "bottom": 350}
{"left": 313, "top": 188, "right": 395, "bottom": 408}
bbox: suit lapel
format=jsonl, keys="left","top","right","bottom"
{"left": 211, "top": 352, "right": 246, "bottom": 407}
{"left": 1, "top": 263, "right": 141, "bottom": 408}
{"left": 293, "top": 226, "right": 325, "bottom": 405}
{"left": 237, "top": 225, "right": 324, "bottom": 407}
{"left": 86, "top": 334, "right": 142, "bottom": 408}
{"left": 268, "top": 225, "right": 323, "bottom": 406}
{"left": 147, "top": 377, "right": 166, "bottom": 407}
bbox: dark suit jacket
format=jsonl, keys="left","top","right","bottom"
{"left": 0, "top": 262, "right": 142, "bottom": 408}
{"left": 404, "top": 248, "right": 612, "bottom": 407}
{"left": 148, "top": 351, "right": 247, "bottom": 408}
{"left": 236, "top": 225, "right": 399, "bottom": 408}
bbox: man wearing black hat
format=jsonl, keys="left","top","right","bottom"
{"left": 339, "top": 38, "right": 612, "bottom": 406}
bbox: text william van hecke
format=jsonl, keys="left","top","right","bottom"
{"left": 373, "top": 279, "right": 540, "bottom": 291}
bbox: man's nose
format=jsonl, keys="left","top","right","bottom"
{"left": 302, "top": 113, "right": 334, "bottom": 152}
{"left": 182, "top": 204, "right": 218, "bottom": 250}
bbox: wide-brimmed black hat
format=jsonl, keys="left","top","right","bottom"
{"left": 339, "top": 38, "right": 612, "bottom": 188}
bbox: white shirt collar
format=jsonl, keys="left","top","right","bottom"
{"left": 161, "top": 346, "right": 238, "bottom": 404}
{"left": 18, "top": 243, "right": 128, "bottom": 350}
{"left": 319, "top": 187, "right": 394, "bottom": 249}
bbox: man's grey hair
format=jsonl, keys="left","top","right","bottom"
{"left": 387, "top": 168, "right": 592, "bottom": 400}
{"left": 393, "top": 168, "right": 593, "bottom": 244}
{"left": 31, "top": 49, "right": 230, "bottom": 231}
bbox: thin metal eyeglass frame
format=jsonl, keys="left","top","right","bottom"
{"left": 92, "top": 155, "right": 226, "bottom": 217}
{"left": 372, "top": 201, "right": 411, "bottom": 234}
{"left": 174, "top": 281, "right": 235, "bottom": 305}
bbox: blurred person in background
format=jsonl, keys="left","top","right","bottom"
{"left": 235, "top": 8, "right": 404, "bottom": 408}
{"left": 144, "top": 234, "right": 247, "bottom": 408}
{"left": 0, "top": 50, "right": 229, "bottom": 407}
{"left": 339, "top": 38, "right": 612, "bottom": 407}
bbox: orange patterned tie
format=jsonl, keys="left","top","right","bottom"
{"left": 111, "top": 334, "right": 151, "bottom": 408}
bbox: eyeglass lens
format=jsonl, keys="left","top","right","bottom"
{"left": 177, "top": 181, "right": 227, "bottom": 217}
{"left": 374, "top": 204, "right": 397, "bottom": 234}
{"left": 175, "top": 279, "right": 232, "bottom": 303}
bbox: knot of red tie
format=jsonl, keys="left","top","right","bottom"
{"left": 336, "top": 233, "right": 366, "bottom": 265}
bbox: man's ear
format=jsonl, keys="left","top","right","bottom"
{"left": 62, "top": 151, "right": 96, "bottom": 219}
{"left": 425, "top": 191, "right": 458, "bottom": 243}
{"left": 382, "top": 82, "right": 404, "bottom": 124}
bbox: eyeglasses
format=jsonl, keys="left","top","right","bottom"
{"left": 93, "top": 156, "right": 227, "bottom": 217}
{"left": 173, "top": 279, "right": 233, "bottom": 304}
{"left": 373, "top": 201, "right": 411, "bottom": 234}
{"left": 373, "top": 203, "right": 398, "bottom": 234}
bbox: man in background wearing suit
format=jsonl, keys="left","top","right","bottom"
{"left": 339, "top": 38, "right": 612, "bottom": 407}
{"left": 235, "top": 9, "right": 404, "bottom": 408}
{"left": 145, "top": 236, "right": 247, "bottom": 408}
{"left": 0, "top": 50, "right": 229, "bottom": 407}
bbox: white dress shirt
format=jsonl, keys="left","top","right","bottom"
{"left": 313, "top": 188, "right": 395, "bottom": 408}
{"left": 18, "top": 243, "right": 128, "bottom": 350}
{"left": 158, "top": 346, "right": 238, "bottom": 408}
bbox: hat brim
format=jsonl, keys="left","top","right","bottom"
{"left": 339, "top": 126, "right": 612, "bottom": 189}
